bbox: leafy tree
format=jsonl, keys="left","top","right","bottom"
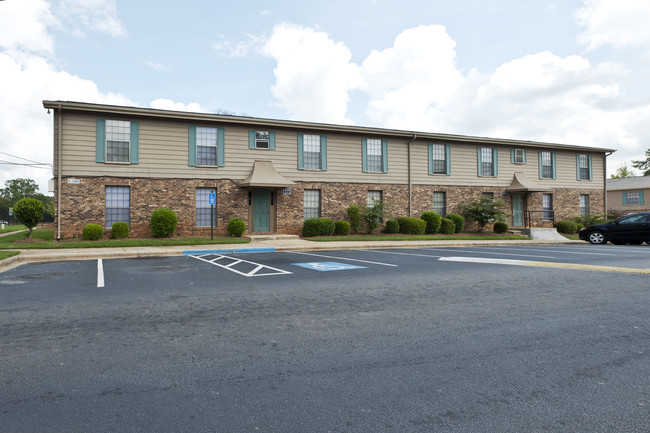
{"left": 361, "top": 200, "right": 386, "bottom": 234}
{"left": 13, "top": 198, "right": 44, "bottom": 239}
{"left": 0, "top": 178, "right": 39, "bottom": 205}
{"left": 631, "top": 149, "right": 650, "bottom": 176}
{"left": 458, "top": 196, "right": 509, "bottom": 232}
{"left": 610, "top": 164, "right": 636, "bottom": 179}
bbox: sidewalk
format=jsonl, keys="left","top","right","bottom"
{"left": 0, "top": 236, "right": 581, "bottom": 273}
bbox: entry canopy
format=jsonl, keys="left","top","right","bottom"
{"left": 239, "top": 160, "right": 297, "bottom": 188}
{"left": 506, "top": 172, "right": 552, "bottom": 193}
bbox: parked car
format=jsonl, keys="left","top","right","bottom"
{"left": 578, "top": 212, "right": 650, "bottom": 244}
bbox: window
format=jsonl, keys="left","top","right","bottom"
{"left": 580, "top": 194, "right": 589, "bottom": 215}
{"left": 249, "top": 130, "right": 276, "bottom": 149}
{"left": 511, "top": 149, "right": 526, "bottom": 164}
{"left": 623, "top": 190, "right": 644, "bottom": 206}
{"left": 368, "top": 190, "right": 382, "bottom": 206}
{"left": 96, "top": 119, "right": 138, "bottom": 164}
{"left": 482, "top": 192, "right": 494, "bottom": 199}
{"left": 106, "top": 186, "right": 130, "bottom": 228}
{"left": 304, "top": 189, "right": 321, "bottom": 219}
{"left": 196, "top": 127, "right": 218, "bottom": 166}
{"left": 196, "top": 188, "right": 217, "bottom": 227}
{"left": 539, "top": 151, "right": 556, "bottom": 179}
{"left": 577, "top": 154, "right": 592, "bottom": 180}
{"left": 429, "top": 144, "right": 450, "bottom": 175}
{"left": 543, "top": 193, "right": 553, "bottom": 220}
{"left": 477, "top": 147, "right": 497, "bottom": 177}
{"left": 362, "top": 139, "right": 388, "bottom": 173}
{"left": 433, "top": 192, "right": 446, "bottom": 216}
{"left": 298, "top": 134, "right": 327, "bottom": 170}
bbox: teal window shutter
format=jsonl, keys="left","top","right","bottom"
{"left": 188, "top": 125, "right": 196, "bottom": 167}
{"left": 552, "top": 152, "right": 557, "bottom": 179}
{"left": 588, "top": 155, "right": 593, "bottom": 180}
{"left": 217, "top": 127, "right": 225, "bottom": 167}
{"left": 362, "top": 139, "right": 368, "bottom": 173}
{"left": 492, "top": 148, "right": 498, "bottom": 177}
{"left": 538, "top": 151, "right": 543, "bottom": 179}
{"left": 381, "top": 139, "right": 388, "bottom": 173}
{"left": 129, "top": 121, "right": 139, "bottom": 164}
{"left": 297, "top": 133, "right": 304, "bottom": 170}
{"left": 445, "top": 144, "right": 451, "bottom": 175}
{"left": 477, "top": 147, "right": 483, "bottom": 177}
{"left": 248, "top": 130, "right": 256, "bottom": 149}
{"left": 511, "top": 149, "right": 515, "bottom": 164}
{"left": 622, "top": 191, "right": 628, "bottom": 205}
{"left": 576, "top": 154, "right": 581, "bottom": 180}
{"left": 96, "top": 119, "right": 106, "bottom": 163}
{"left": 640, "top": 190, "right": 645, "bottom": 205}
{"left": 523, "top": 150, "right": 527, "bottom": 164}
{"left": 320, "top": 135, "right": 327, "bottom": 171}
{"left": 428, "top": 144, "right": 433, "bottom": 175}
{"left": 269, "top": 131, "right": 276, "bottom": 150}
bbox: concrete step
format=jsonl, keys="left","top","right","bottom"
{"left": 246, "top": 234, "right": 300, "bottom": 242}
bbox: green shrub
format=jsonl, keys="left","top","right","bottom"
{"left": 445, "top": 213, "right": 465, "bottom": 233}
{"left": 14, "top": 197, "right": 44, "bottom": 239}
{"left": 347, "top": 205, "right": 361, "bottom": 233}
{"left": 396, "top": 217, "right": 426, "bottom": 235}
{"left": 440, "top": 218, "right": 455, "bottom": 234}
{"left": 303, "top": 218, "right": 335, "bottom": 237}
{"left": 555, "top": 220, "right": 578, "bottom": 234}
{"left": 575, "top": 222, "right": 584, "bottom": 231}
{"left": 420, "top": 211, "right": 442, "bottom": 234}
{"left": 110, "top": 221, "right": 129, "bottom": 239}
{"left": 334, "top": 220, "right": 351, "bottom": 236}
{"left": 227, "top": 218, "right": 246, "bottom": 237}
{"left": 493, "top": 221, "right": 509, "bottom": 234}
{"left": 383, "top": 219, "right": 400, "bottom": 234}
{"left": 150, "top": 208, "right": 178, "bottom": 238}
{"left": 82, "top": 224, "right": 104, "bottom": 240}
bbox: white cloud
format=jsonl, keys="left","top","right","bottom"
{"left": 214, "top": 33, "right": 267, "bottom": 58}
{"left": 145, "top": 61, "right": 169, "bottom": 72}
{"left": 576, "top": 0, "right": 650, "bottom": 51}
{"left": 56, "top": 0, "right": 127, "bottom": 38}
{"left": 149, "top": 99, "right": 206, "bottom": 113}
{"left": 0, "top": 0, "right": 57, "bottom": 56}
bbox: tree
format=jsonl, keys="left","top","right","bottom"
{"left": 361, "top": 200, "right": 386, "bottom": 234}
{"left": 13, "top": 198, "right": 44, "bottom": 239}
{"left": 631, "top": 149, "right": 650, "bottom": 176}
{"left": 0, "top": 178, "right": 39, "bottom": 205}
{"left": 458, "top": 196, "right": 509, "bottom": 232}
{"left": 610, "top": 164, "right": 636, "bottom": 179}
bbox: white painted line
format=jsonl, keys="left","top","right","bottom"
{"left": 288, "top": 251, "right": 398, "bottom": 267}
{"left": 190, "top": 254, "right": 292, "bottom": 277}
{"left": 431, "top": 248, "right": 556, "bottom": 259}
{"left": 97, "top": 259, "right": 104, "bottom": 288}
{"left": 360, "top": 249, "right": 444, "bottom": 259}
{"left": 487, "top": 247, "right": 619, "bottom": 256}
{"left": 438, "top": 256, "right": 650, "bottom": 274}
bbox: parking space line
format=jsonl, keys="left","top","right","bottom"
{"left": 361, "top": 249, "right": 444, "bottom": 259}
{"left": 439, "top": 256, "right": 650, "bottom": 274}
{"left": 190, "top": 254, "right": 292, "bottom": 277}
{"left": 97, "top": 259, "right": 104, "bottom": 288}
{"left": 487, "top": 247, "right": 619, "bottom": 256}
{"left": 287, "top": 251, "right": 398, "bottom": 267}
{"left": 429, "top": 248, "right": 556, "bottom": 259}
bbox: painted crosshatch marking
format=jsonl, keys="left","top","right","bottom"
{"left": 292, "top": 262, "right": 367, "bottom": 271}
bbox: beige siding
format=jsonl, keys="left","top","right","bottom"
{"left": 607, "top": 188, "right": 650, "bottom": 213}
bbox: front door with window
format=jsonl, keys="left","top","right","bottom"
{"left": 512, "top": 194, "right": 523, "bottom": 227}
{"left": 252, "top": 189, "right": 271, "bottom": 232}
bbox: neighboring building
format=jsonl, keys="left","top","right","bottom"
{"left": 43, "top": 101, "right": 614, "bottom": 239}
{"left": 606, "top": 176, "right": 650, "bottom": 217}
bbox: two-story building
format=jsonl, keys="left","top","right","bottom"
{"left": 43, "top": 101, "right": 614, "bottom": 239}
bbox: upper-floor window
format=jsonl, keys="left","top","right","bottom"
{"left": 298, "top": 134, "right": 327, "bottom": 171}
{"left": 249, "top": 130, "right": 276, "bottom": 150}
{"left": 623, "top": 190, "right": 644, "bottom": 206}
{"left": 362, "top": 139, "right": 388, "bottom": 173}
{"left": 577, "top": 154, "right": 592, "bottom": 181}
{"left": 477, "top": 147, "right": 498, "bottom": 177}
{"left": 96, "top": 119, "right": 139, "bottom": 164}
{"left": 429, "top": 144, "right": 451, "bottom": 175}
{"left": 539, "top": 151, "right": 556, "bottom": 179}
{"left": 188, "top": 125, "right": 225, "bottom": 167}
{"left": 511, "top": 148, "right": 526, "bottom": 164}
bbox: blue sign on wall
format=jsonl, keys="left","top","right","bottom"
{"left": 292, "top": 262, "right": 366, "bottom": 272}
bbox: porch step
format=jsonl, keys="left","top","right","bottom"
{"left": 245, "top": 234, "right": 300, "bottom": 242}
{"left": 507, "top": 228, "right": 528, "bottom": 236}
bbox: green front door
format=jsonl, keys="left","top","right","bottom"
{"left": 252, "top": 189, "right": 271, "bottom": 232}
{"left": 512, "top": 194, "right": 523, "bottom": 227}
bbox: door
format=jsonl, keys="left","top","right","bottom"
{"left": 512, "top": 194, "right": 523, "bottom": 227}
{"left": 252, "top": 189, "right": 270, "bottom": 232}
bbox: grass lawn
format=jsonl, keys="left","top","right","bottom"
{"left": 0, "top": 224, "right": 26, "bottom": 234}
{"left": 0, "top": 229, "right": 250, "bottom": 250}
{"left": 307, "top": 233, "right": 529, "bottom": 242}
{"left": 0, "top": 251, "right": 20, "bottom": 261}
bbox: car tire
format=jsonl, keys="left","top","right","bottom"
{"left": 588, "top": 231, "right": 607, "bottom": 244}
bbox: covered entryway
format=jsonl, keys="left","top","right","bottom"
{"left": 506, "top": 172, "right": 552, "bottom": 228}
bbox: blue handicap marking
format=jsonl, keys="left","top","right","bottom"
{"left": 292, "top": 261, "right": 366, "bottom": 272}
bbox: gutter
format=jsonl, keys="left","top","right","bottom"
{"left": 604, "top": 151, "right": 614, "bottom": 214}
{"left": 407, "top": 134, "right": 417, "bottom": 217}
{"left": 57, "top": 105, "right": 62, "bottom": 241}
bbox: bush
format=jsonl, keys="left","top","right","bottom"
{"left": 110, "top": 221, "right": 129, "bottom": 239}
{"left": 458, "top": 197, "right": 508, "bottom": 231}
{"left": 227, "top": 218, "right": 246, "bottom": 237}
{"left": 383, "top": 219, "right": 400, "bottom": 234}
{"left": 493, "top": 221, "right": 509, "bottom": 234}
{"left": 347, "top": 205, "right": 361, "bottom": 233}
{"left": 334, "top": 220, "right": 351, "bottom": 236}
{"left": 445, "top": 213, "right": 465, "bottom": 233}
{"left": 396, "top": 217, "right": 426, "bottom": 235}
{"left": 13, "top": 197, "right": 44, "bottom": 239}
{"left": 150, "top": 208, "right": 178, "bottom": 238}
{"left": 82, "top": 224, "right": 104, "bottom": 240}
{"left": 440, "top": 218, "right": 455, "bottom": 234}
{"left": 555, "top": 220, "right": 578, "bottom": 234}
{"left": 303, "top": 218, "right": 335, "bottom": 237}
{"left": 420, "top": 211, "right": 442, "bottom": 234}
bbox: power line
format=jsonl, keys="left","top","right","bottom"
{"left": 0, "top": 152, "right": 52, "bottom": 166}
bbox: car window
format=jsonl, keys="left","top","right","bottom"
{"left": 620, "top": 214, "right": 648, "bottom": 224}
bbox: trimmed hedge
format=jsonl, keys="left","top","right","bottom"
{"left": 555, "top": 220, "right": 578, "bottom": 234}
{"left": 493, "top": 221, "right": 509, "bottom": 234}
{"left": 303, "top": 217, "right": 335, "bottom": 237}
{"left": 150, "top": 208, "right": 178, "bottom": 238}
{"left": 396, "top": 217, "right": 426, "bottom": 235}
{"left": 440, "top": 218, "right": 455, "bottom": 234}
{"left": 347, "top": 205, "right": 361, "bottom": 233}
{"left": 82, "top": 224, "right": 104, "bottom": 241}
{"left": 110, "top": 221, "right": 129, "bottom": 239}
{"left": 420, "top": 211, "right": 442, "bottom": 234}
{"left": 445, "top": 213, "right": 465, "bottom": 233}
{"left": 334, "top": 220, "right": 351, "bottom": 236}
{"left": 227, "top": 218, "right": 246, "bottom": 237}
{"left": 383, "top": 219, "right": 400, "bottom": 234}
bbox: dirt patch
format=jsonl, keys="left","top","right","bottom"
{"left": 12, "top": 238, "right": 48, "bottom": 244}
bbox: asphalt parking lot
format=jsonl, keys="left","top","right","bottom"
{"left": 1, "top": 244, "right": 649, "bottom": 432}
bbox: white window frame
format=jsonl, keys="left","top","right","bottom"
{"left": 514, "top": 149, "right": 525, "bottom": 164}
{"left": 196, "top": 127, "right": 218, "bottom": 166}
{"left": 255, "top": 131, "right": 270, "bottom": 149}
{"left": 304, "top": 189, "right": 321, "bottom": 219}
{"left": 626, "top": 190, "right": 640, "bottom": 205}
{"left": 541, "top": 151, "right": 554, "bottom": 179}
{"left": 196, "top": 188, "right": 217, "bottom": 227}
{"left": 303, "top": 134, "right": 321, "bottom": 170}
{"left": 431, "top": 144, "right": 447, "bottom": 175}
{"left": 580, "top": 194, "right": 589, "bottom": 215}
{"left": 105, "top": 186, "right": 130, "bottom": 228}
{"left": 543, "top": 193, "right": 553, "bottom": 220}
{"left": 106, "top": 120, "right": 130, "bottom": 163}
{"left": 433, "top": 191, "right": 446, "bottom": 216}
{"left": 366, "top": 139, "right": 383, "bottom": 172}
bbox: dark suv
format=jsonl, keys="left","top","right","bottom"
{"left": 578, "top": 212, "right": 650, "bottom": 245}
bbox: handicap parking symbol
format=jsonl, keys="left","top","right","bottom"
{"left": 291, "top": 261, "right": 366, "bottom": 272}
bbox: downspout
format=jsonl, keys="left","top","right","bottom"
{"left": 407, "top": 134, "right": 417, "bottom": 217}
{"left": 57, "top": 105, "right": 62, "bottom": 241}
{"left": 604, "top": 151, "right": 613, "bottom": 214}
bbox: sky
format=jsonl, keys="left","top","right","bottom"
{"left": 1, "top": 0, "right": 650, "bottom": 194}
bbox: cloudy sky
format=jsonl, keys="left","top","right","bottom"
{"left": 1, "top": 0, "right": 650, "bottom": 193}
